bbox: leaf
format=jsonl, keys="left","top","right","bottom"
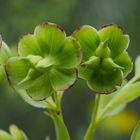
{"left": 135, "top": 55, "right": 140, "bottom": 78}
{"left": 130, "top": 120, "right": 140, "bottom": 140}
{"left": 97, "top": 92, "right": 126, "bottom": 120}
{"left": 97, "top": 82, "right": 140, "bottom": 121}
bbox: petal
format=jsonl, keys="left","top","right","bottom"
{"left": 87, "top": 69, "right": 123, "bottom": 93}
{"left": 54, "top": 37, "right": 82, "bottom": 69}
{"left": 98, "top": 24, "right": 129, "bottom": 58}
{"left": 49, "top": 68, "right": 77, "bottom": 91}
{"left": 5, "top": 57, "right": 30, "bottom": 85}
{"left": 114, "top": 51, "right": 132, "bottom": 77}
{"left": 26, "top": 73, "right": 53, "bottom": 101}
{"left": 34, "top": 22, "right": 66, "bottom": 55}
{"left": 18, "top": 34, "right": 42, "bottom": 56}
{"left": 72, "top": 25, "right": 100, "bottom": 61}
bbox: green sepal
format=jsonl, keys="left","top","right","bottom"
{"left": 26, "top": 73, "right": 53, "bottom": 101}
{"left": 78, "top": 65, "right": 93, "bottom": 80}
{"left": 87, "top": 69, "right": 123, "bottom": 93}
{"left": 54, "top": 37, "right": 82, "bottom": 69}
{"left": 49, "top": 68, "right": 77, "bottom": 91}
{"left": 34, "top": 22, "right": 66, "bottom": 56}
{"left": 18, "top": 34, "right": 42, "bottom": 56}
{"left": 98, "top": 24, "right": 129, "bottom": 58}
{"left": 5, "top": 57, "right": 31, "bottom": 86}
{"left": 17, "top": 68, "right": 41, "bottom": 89}
{"left": 72, "top": 25, "right": 100, "bottom": 61}
{"left": 16, "top": 88, "right": 50, "bottom": 108}
{"left": 114, "top": 51, "right": 132, "bottom": 77}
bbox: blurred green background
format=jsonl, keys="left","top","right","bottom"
{"left": 0, "top": 0, "right": 140, "bottom": 140}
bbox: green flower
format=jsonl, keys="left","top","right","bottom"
{"left": 73, "top": 24, "right": 132, "bottom": 93}
{"left": 6, "top": 22, "right": 82, "bottom": 100}
{"left": 0, "top": 35, "right": 11, "bottom": 82}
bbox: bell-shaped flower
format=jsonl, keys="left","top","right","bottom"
{"left": 0, "top": 36, "right": 11, "bottom": 82}
{"left": 6, "top": 22, "right": 82, "bottom": 100}
{"left": 72, "top": 24, "right": 132, "bottom": 93}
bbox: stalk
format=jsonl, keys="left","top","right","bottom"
{"left": 83, "top": 94, "right": 101, "bottom": 140}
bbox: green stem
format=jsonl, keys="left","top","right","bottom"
{"left": 45, "top": 91, "right": 70, "bottom": 140}
{"left": 83, "top": 94, "right": 101, "bottom": 140}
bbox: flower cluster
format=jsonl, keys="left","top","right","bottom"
{"left": 0, "top": 22, "right": 132, "bottom": 101}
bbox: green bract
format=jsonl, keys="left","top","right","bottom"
{"left": 73, "top": 24, "right": 132, "bottom": 93}
{"left": 6, "top": 22, "right": 82, "bottom": 100}
{"left": 0, "top": 36, "right": 11, "bottom": 82}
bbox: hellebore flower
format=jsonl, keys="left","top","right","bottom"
{"left": 6, "top": 22, "right": 82, "bottom": 100}
{"left": 0, "top": 36, "right": 11, "bottom": 82}
{"left": 72, "top": 24, "right": 132, "bottom": 93}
